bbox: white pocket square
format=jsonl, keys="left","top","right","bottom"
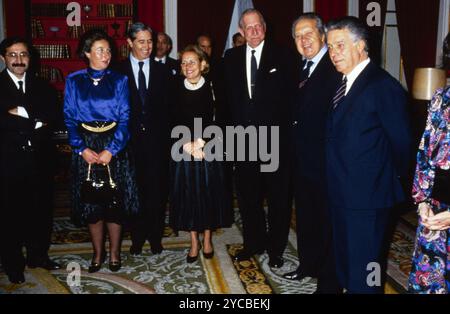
{"left": 269, "top": 68, "right": 277, "bottom": 73}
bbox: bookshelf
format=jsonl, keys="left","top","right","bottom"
{"left": 28, "top": 0, "right": 136, "bottom": 96}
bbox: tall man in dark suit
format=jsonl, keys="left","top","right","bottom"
{"left": 325, "top": 17, "right": 412, "bottom": 293}
{"left": 283, "top": 13, "right": 341, "bottom": 294}
{"left": 154, "top": 32, "right": 179, "bottom": 76}
{"left": 223, "top": 9, "right": 296, "bottom": 268}
{"left": 116, "top": 22, "right": 171, "bottom": 256}
{"left": 0, "top": 37, "right": 61, "bottom": 284}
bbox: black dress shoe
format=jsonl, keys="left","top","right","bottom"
{"left": 7, "top": 272, "right": 25, "bottom": 284}
{"left": 27, "top": 258, "right": 61, "bottom": 270}
{"left": 282, "top": 270, "right": 306, "bottom": 281}
{"left": 129, "top": 245, "right": 142, "bottom": 256}
{"left": 109, "top": 260, "right": 121, "bottom": 272}
{"left": 233, "top": 248, "right": 264, "bottom": 262}
{"left": 268, "top": 255, "right": 284, "bottom": 268}
{"left": 150, "top": 243, "right": 163, "bottom": 255}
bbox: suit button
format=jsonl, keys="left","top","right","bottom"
{"left": 292, "top": 121, "right": 298, "bottom": 126}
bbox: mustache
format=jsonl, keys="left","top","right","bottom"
{"left": 12, "top": 63, "right": 26, "bottom": 67}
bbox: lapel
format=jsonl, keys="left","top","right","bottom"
{"left": 125, "top": 59, "right": 138, "bottom": 91}
{"left": 331, "top": 61, "right": 374, "bottom": 127}
{"left": 236, "top": 46, "right": 250, "bottom": 100}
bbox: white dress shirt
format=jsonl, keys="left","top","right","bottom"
{"left": 154, "top": 56, "right": 167, "bottom": 64}
{"left": 130, "top": 54, "right": 150, "bottom": 89}
{"left": 303, "top": 45, "right": 328, "bottom": 77}
{"left": 344, "top": 57, "right": 371, "bottom": 95}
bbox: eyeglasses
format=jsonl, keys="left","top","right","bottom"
{"left": 93, "top": 48, "right": 112, "bottom": 57}
{"left": 5, "top": 52, "right": 30, "bottom": 59}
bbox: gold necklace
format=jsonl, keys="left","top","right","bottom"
{"left": 87, "top": 71, "right": 105, "bottom": 86}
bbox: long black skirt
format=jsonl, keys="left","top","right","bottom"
{"left": 71, "top": 128, "right": 139, "bottom": 226}
{"left": 169, "top": 159, "right": 233, "bottom": 232}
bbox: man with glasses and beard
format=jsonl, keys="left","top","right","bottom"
{"left": 0, "top": 37, "right": 60, "bottom": 284}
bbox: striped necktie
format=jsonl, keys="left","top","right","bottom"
{"left": 332, "top": 76, "right": 347, "bottom": 109}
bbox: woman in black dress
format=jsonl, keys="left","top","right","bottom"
{"left": 170, "top": 45, "right": 232, "bottom": 263}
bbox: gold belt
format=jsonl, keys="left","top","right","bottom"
{"left": 81, "top": 122, "right": 117, "bottom": 133}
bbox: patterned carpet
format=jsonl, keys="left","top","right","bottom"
{"left": 0, "top": 180, "right": 418, "bottom": 294}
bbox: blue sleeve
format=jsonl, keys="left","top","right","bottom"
{"left": 376, "top": 78, "right": 412, "bottom": 177}
{"left": 63, "top": 77, "right": 86, "bottom": 154}
{"left": 104, "top": 77, "right": 130, "bottom": 156}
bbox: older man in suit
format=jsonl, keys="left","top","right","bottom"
{"left": 325, "top": 17, "right": 412, "bottom": 293}
{"left": 283, "top": 13, "right": 342, "bottom": 294}
{"left": 115, "top": 22, "right": 171, "bottom": 256}
{"left": 223, "top": 9, "right": 296, "bottom": 268}
{"left": 0, "top": 37, "right": 60, "bottom": 284}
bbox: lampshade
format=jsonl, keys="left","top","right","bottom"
{"left": 412, "top": 67, "right": 447, "bottom": 100}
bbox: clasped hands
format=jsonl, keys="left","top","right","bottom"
{"left": 183, "top": 138, "right": 206, "bottom": 160}
{"left": 82, "top": 148, "right": 112, "bottom": 165}
{"left": 418, "top": 202, "right": 450, "bottom": 231}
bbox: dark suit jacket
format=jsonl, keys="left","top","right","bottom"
{"left": 0, "top": 70, "right": 57, "bottom": 179}
{"left": 165, "top": 56, "right": 180, "bottom": 76}
{"left": 115, "top": 59, "right": 171, "bottom": 154}
{"left": 292, "top": 53, "right": 341, "bottom": 183}
{"left": 223, "top": 42, "right": 296, "bottom": 160}
{"left": 326, "top": 61, "right": 412, "bottom": 210}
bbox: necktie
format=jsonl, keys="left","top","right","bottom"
{"left": 138, "top": 61, "right": 147, "bottom": 105}
{"left": 18, "top": 80, "right": 25, "bottom": 94}
{"left": 250, "top": 49, "right": 257, "bottom": 99}
{"left": 298, "top": 60, "right": 314, "bottom": 89}
{"left": 332, "top": 77, "right": 347, "bottom": 109}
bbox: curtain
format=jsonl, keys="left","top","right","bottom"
{"left": 359, "top": 0, "right": 387, "bottom": 66}
{"left": 314, "top": 0, "right": 347, "bottom": 23}
{"left": 177, "top": 0, "right": 235, "bottom": 59}
{"left": 396, "top": 0, "right": 440, "bottom": 91}
{"left": 4, "top": 0, "right": 27, "bottom": 37}
{"left": 136, "top": 0, "right": 164, "bottom": 33}
{"left": 253, "top": 0, "right": 302, "bottom": 50}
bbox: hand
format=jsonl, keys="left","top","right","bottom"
{"left": 97, "top": 150, "right": 113, "bottom": 165}
{"left": 418, "top": 202, "right": 434, "bottom": 221}
{"left": 81, "top": 148, "right": 99, "bottom": 164}
{"left": 183, "top": 139, "right": 205, "bottom": 160}
{"left": 8, "top": 107, "right": 19, "bottom": 116}
{"left": 423, "top": 211, "right": 450, "bottom": 231}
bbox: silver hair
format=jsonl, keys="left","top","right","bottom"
{"left": 291, "top": 13, "right": 325, "bottom": 39}
{"left": 239, "top": 9, "right": 266, "bottom": 29}
{"left": 325, "top": 16, "right": 370, "bottom": 53}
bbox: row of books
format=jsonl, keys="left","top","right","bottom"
{"left": 35, "top": 45, "right": 71, "bottom": 59}
{"left": 31, "top": 3, "right": 133, "bottom": 18}
{"left": 39, "top": 65, "right": 64, "bottom": 83}
{"left": 97, "top": 4, "right": 134, "bottom": 17}
{"left": 67, "top": 24, "right": 109, "bottom": 39}
{"left": 31, "top": 3, "right": 67, "bottom": 17}
{"left": 31, "top": 19, "right": 45, "bottom": 38}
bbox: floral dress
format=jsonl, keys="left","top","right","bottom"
{"left": 408, "top": 86, "right": 450, "bottom": 294}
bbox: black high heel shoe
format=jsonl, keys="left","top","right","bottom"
{"left": 88, "top": 252, "right": 106, "bottom": 273}
{"left": 109, "top": 260, "right": 121, "bottom": 272}
{"left": 203, "top": 249, "right": 214, "bottom": 259}
{"left": 186, "top": 243, "right": 201, "bottom": 263}
{"left": 88, "top": 262, "right": 102, "bottom": 273}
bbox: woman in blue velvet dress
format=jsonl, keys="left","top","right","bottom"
{"left": 64, "top": 30, "right": 139, "bottom": 273}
